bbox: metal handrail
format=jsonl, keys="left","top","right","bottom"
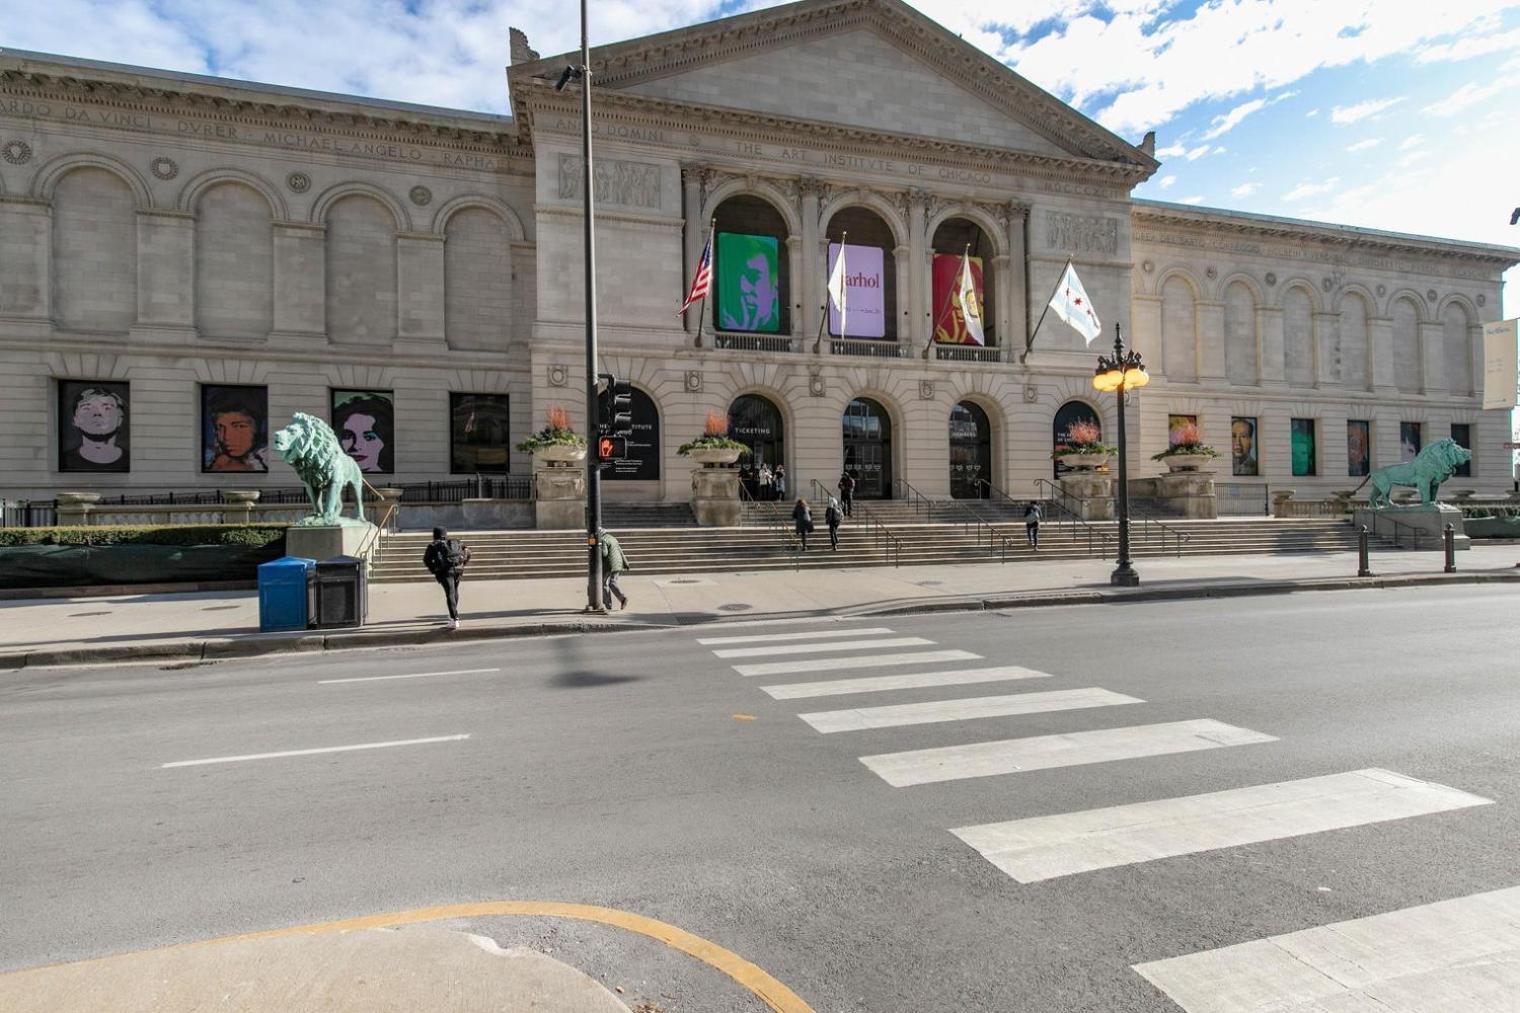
{"left": 979, "top": 478, "right": 1113, "bottom": 557}
{"left": 1363, "top": 510, "right": 1441, "bottom": 549}
{"left": 739, "top": 482, "right": 800, "bottom": 570}
{"left": 896, "top": 479, "right": 1014, "bottom": 561}
{"left": 355, "top": 480, "right": 399, "bottom": 565}
{"left": 1033, "top": 478, "right": 1193, "bottom": 558}
{"left": 812, "top": 479, "right": 902, "bottom": 567}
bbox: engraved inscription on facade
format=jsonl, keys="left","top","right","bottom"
{"left": 1045, "top": 212, "right": 1118, "bottom": 255}
{"left": 558, "top": 154, "right": 662, "bottom": 210}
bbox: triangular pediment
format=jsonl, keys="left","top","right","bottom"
{"left": 513, "top": 0, "right": 1154, "bottom": 168}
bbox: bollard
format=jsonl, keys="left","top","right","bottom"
{"left": 1357, "top": 525, "right": 1372, "bottom": 577}
{"left": 1444, "top": 523, "right": 1456, "bottom": 573}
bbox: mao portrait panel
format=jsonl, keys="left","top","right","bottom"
{"left": 58, "top": 380, "right": 130, "bottom": 473}
{"left": 201, "top": 385, "right": 270, "bottom": 473}
{"left": 330, "top": 388, "right": 395, "bottom": 474}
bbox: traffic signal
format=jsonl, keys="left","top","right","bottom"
{"left": 607, "top": 378, "right": 633, "bottom": 438}
{"left": 597, "top": 436, "right": 628, "bottom": 462}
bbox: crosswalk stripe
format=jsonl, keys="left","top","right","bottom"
{"left": 1133, "top": 884, "right": 1520, "bottom": 1012}
{"left": 696, "top": 627, "right": 894, "bottom": 646}
{"left": 760, "top": 665, "right": 1054, "bottom": 700}
{"left": 860, "top": 719, "right": 1276, "bottom": 787}
{"left": 799, "top": 688, "right": 1142, "bottom": 734}
{"left": 734, "top": 650, "right": 980, "bottom": 678}
{"left": 712, "top": 637, "right": 933, "bottom": 659}
{"left": 953, "top": 768, "right": 1491, "bottom": 883}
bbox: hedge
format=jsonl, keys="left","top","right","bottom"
{"left": 0, "top": 524, "right": 288, "bottom": 548}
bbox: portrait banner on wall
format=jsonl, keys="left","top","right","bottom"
{"left": 828, "top": 242, "right": 885, "bottom": 338}
{"left": 1400, "top": 421, "right": 1422, "bottom": 462}
{"left": 1291, "top": 418, "right": 1316, "bottom": 476}
{"left": 450, "top": 393, "right": 511, "bottom": 474}
{"left": 1230, "top": 417, "right": 1258, "bottom": 477}
{"left": 1347, "top": 420, "right": 1371, "bottom": 477}
{"left": 1481, "top": 319, "right": 1518, "bottom": 410}
{"left": 58, "top": 379, "right": 130, "bottom": 473}
{"left": 715, "top": 232, "right": 781, "bottom": 333}
{"left": 331, "top": 388, "right": 395, "bottom": 474}
{"left": 1168, "top": 414, "right": 1199, "bottom": 446}
{"left": 932, "top": 253, "right": 984, "bottom": 345}
{"left": 202, "top": 385, "right": 269, "bottom": 473}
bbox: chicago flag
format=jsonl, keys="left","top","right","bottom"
{"left": 1047, "top": 261, "right": 1102, "bottom": 344}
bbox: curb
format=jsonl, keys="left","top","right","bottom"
{"left": 3, "top": 570, "right": 1516, "bottom": 670}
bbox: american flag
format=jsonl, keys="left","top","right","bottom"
{"left": 678, "top": 231, "right": 713, "bottom": 315}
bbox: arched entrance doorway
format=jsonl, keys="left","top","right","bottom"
{"left": 949, "top": 401, "right": 991, "bottom": 498}
{"left": 1052, "top": 399, "right": 1102, "bottom": 479}
{"left": 843, "top": 398, "right": 893, "bottom": 499}
{"left": 729, "top": 394, "right": 784, "bottom": 499}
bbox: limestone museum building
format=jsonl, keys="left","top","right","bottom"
{"left": 1, "top": 0, "right": 1515, "bottom": 507}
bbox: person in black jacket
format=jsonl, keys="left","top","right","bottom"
{"left": 837, "top": 471, "right": 856, "bottom": 516}
{"left": 1023, "top": 501, "right": 1042, "bottom": 549}
{"left": 791, "top": 497, "right": 813, "bottom": 552}
{"left": 422, "top": 526, "right": 470, "bottom": 629}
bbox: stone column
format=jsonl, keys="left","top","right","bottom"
{"left": 1258, "top": 306, "right": 1286, "bottom": 385}
{"left": 56, "top": 492, "right": 100, "bottom": 527}
{"left": 991, "top": 254, "right": 1011, "bottom": 356}
{"left": 1368, "top": 316, "right": 1398, "bottom": 393}
{"left": 0, "top": 197, "right": 51, "bottom": 319}
{"left": 396, "top": 233, "right": 446, "bottom": 350}
{"left": 1418, "top": 321, "right": 1446, "bottom": 395}
{"left": 799, "top": 179, "right": 822, "bottom": 343}
{"left": 906, "top": 192, "right": 927, "bottom": 346}
{"left": 1195, "top": 300, "right": 1226, "bottom": 382}
{"left": 785, "top": 235, "right": 803, "bottom": 346}
{"left": 273, "top": 222, "right": 326, "bottom": 337}
{"left": 893, "top": 244, "right": 913, "bottom": 353}
{"left": 1314, "top": 311, "right": 1340, "bottom": 388}
{"left": 1130, "top": 295, "right": 1162, "bottom": 366}
{"left": 135, "top": 209, "right": 195, "bottom": 330}
{"left": 1007, "top": 206, "right": 1029, "bottom": 353}
{"left": 681, "top": 164, "right": 702, "bottom": 337}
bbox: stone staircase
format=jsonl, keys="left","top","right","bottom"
{"left": 598, "top": 503, "right": 696, "bottom": 528}
{"left": 370, "top": 515, "right": 1379, "bottom": 584}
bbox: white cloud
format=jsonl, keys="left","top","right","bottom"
{"left": 1414, "top": 26, "right": 1520, "bottom": 64}
{"left": 1158, "top": 174, "right": 1178, "bottom": 189}
{"left": 1184, "top": 144, "right": 1214, "bottom": 160}
{"left": 1179, "top": 196, "right": 1206, "bottom": 205}
{"left": 1330, "top": 97, "right": 1404, "bottom": 124}
{"left": 1400, "top": 133, "right": 1425, "bottom": 150}
{"left": 1231, "top": 182, "right": 1259, "bottom": 197}
{"left": 1283, "top": 178, "right": 1341, "bottom": 201}
{"left": 1346, "top": 138, "right": 1381, "bottom": 152}
{"left": 1202, "top": 98, "right": 1266, "bottom": 140}
{"left": 1156, "top": 144, "right": 1188, "bottom": 158}
{"left": 1306, "top": 108, "right": 1319, "bottom": 118}
{"left": 1423, "top": 81, "right": 1512, "bottom": 117}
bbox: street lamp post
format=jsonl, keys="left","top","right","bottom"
{"left": 1092, "top": 323, "right": 1149, "bottom": 587}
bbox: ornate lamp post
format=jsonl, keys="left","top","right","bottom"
{"left": 1092, "top": 323, "right": 1149, "bottom": 586}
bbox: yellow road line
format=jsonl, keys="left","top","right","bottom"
{"left": 194, "top": 900, "right": 815, "bottom": 1013}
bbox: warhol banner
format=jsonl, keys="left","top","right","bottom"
{"left": 932, "top": 253, "right": 984, "bottom": 345}
{"left": 1482, "top": 319, "right": 1519, "bottom": 410}
{"left": 828, "top": 242, "right": 885, "bottom": 338}
{"left": 716, "top": 232, "right": 781, "bottom": 333}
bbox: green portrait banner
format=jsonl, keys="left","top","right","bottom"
{"left": 716, "top": 232, "right": 781, "bottom": 334}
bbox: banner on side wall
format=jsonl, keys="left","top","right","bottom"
{"left": 932, "top": 253, "right": 984, "bottom": 345}
{"left": 1481, "top": 319, "right": 1519, "bottom": 410}
{"left": 828, "top": 242, "right": 885, "bottom": 338}
{"left": 716, "top": 232, "right": 781, "bottom": 333}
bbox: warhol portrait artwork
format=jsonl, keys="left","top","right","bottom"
{"left": 1230, "top": 416, "right": 1258, "bottom": 477}
{"left": 201, "top": 385, "right": 269, "bottom": 473}
{"left": 58, "top": 380, "right": 130, "bottom": 473}
{"left": 330, "top": 389, "right": 395, "bottom": 474}
{"left": 716, "top": 232, "right": 781, "bottom": 333}
{"left": 1347, "top": 420, "right": 1371, "bottom": 477}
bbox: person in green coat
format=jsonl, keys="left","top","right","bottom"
{"left": 597, "top": 528, "right": 630, "bottom": 610}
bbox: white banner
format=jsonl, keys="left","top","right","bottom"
{"left": 1482, "top": 319, "right": 1519, "bottom": 410}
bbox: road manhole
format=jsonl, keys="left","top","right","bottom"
{"left": 718, "top": 603, "right": 753, "bottom": 612}
{"left": 667, "top": 579, "right": 702, "bottom": 585}
{"left": 915, "top": 580, "right": 944, "bottom": 587}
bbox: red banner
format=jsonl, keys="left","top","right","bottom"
{"left": 932, "top": 253, "right": 983, "bottom": 345}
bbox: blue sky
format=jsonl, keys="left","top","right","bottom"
{"left": 5, "top": 0, "right": 1520, "bottom": 312}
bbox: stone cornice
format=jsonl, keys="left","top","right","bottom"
{"left": 1133, "top": 201, "right": 1520, "bottom": 267}
{"left": 511, "top": 0, "right": 1156, "bottom": 174}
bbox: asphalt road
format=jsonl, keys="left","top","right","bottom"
{"left": 3, "top": 585, "right": 1519, "bottom": 1011}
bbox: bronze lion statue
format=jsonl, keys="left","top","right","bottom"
{"left": 1364, "top": 436, "right": 1471, "bottom": 508}
{"left": 272, "top": 412, "right": 367, "bottom": 525}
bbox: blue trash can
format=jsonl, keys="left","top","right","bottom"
{"left": 258, "top": 556, "right": 316, "bottom": 632}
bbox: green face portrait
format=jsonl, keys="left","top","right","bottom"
{"left": 716, "top": 232, "right": 780, "bottom": 333}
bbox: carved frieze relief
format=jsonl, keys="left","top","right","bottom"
{"left": 1045, "top": 211, "right": 1119, "bottom": 256}
{"left": 557, "top": 153, "right": 663, "bottom": 210}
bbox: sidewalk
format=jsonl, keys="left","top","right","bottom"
{"left": 2, "top": 546, "right": 1516, "bottom": 668}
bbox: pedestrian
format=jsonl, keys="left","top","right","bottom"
{"left": 791, "top": 497, "right": 813, "bottom": 552}
{"left": 597, "top": 527, "right": 630, "bottom": 610}
{"left": 758, "top": 463, "right": 774, "bottom": 501}
{"left": 422, "top": 525, "right": 471, "bottom": 630}
{"left": 1024, "top": 500, "right": 1042, "bottom": 549}
{"left": 825, "top": 496, "right": 842, "bottom": 551}
{"left": 837, "top": 471, "right": 856, "bottom": 516}
{"left": 774, "top": 464, "right": 787, "bottom": 500}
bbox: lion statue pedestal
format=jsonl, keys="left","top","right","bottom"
{"left": 1354, "top": 503, "right": 1470, "bottom": 551}
{"left": 273, "top": 412, "right": 377, "bottom": 561}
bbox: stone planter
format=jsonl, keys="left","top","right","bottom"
{"left": 1057, "top": 452, "right": 1109, "bottom": 471}
{"left": 686, "top": 446, "right": 743, "bottom": 467}
{"left": 1162, "top": 453, "right": 1215, "bottom": 472}
{"left": 535, "top": 442, "right": 587, "bottom": 464}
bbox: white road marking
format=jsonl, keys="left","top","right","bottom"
{"left": 954, "top": 768, "right": 1492, "bottom": 883}
{"left": 760, "top": 665, "right": 1054, "bottom": 700}
{"left": 162, "top": 734, "right": 471, "bottom": 768}
{"left": 1133, "top": 884, "right": 1520, "bottom": 1012}
{"left": 696, "top": 627, "right": 894, "bottom": 646}
{"left": 799, "top": 688, "right": 1142, "bottom": 734}
{"left": 734, "top": 650, "right": 979, "bottom": 677}
{"left": 712, "top": 637, "right": 933, "bottom": 659}
{"left": 860, "top": 719, "right": 1276, "bottom": 787}
{"left": 319, "top": 667, "right": 501, "bottom": 685}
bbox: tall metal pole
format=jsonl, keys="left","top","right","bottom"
{"left": 1111, "top": 323, "right": 1138, "bottom": 586}
{"left": 580, "top": 0, "right": 604, "bottom": 612}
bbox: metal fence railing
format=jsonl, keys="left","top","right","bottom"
{"left": 1215, "top": 482, "right": 1270, "bottom": 516}
{"left": 1, "top": 500, "right": 58, "bottom": 527}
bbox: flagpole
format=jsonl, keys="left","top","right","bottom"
{"left": 814, "top": 230, "right": 845, "bottom": 353}
{"left": 693, "top": 219, "right": 714, "bottom": 348}
{"left": 1021, "top": 256, "right": 1074, "bottom": 364}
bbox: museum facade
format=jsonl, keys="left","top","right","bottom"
{"left": 1, "top": 0, "right": 1515, "bottom": 505}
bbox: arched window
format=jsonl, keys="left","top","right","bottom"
{"left": 1052, "top": 400, "right": 1101, "bottom": 478}
{"left": 195, "top": 182, "right": 273, "bottom": 340}
{"left": 325, "top": 194, "right": 397, "bottom": 344}
{"left": 949, "top": 401, "right": 991, "bottom": 498}
{"left": 1392, "top": 297, "right": 1421, "bottom": 393}
{"left": 728, "top": 394, "right": 784, "bottom": 471}
{"left": 53, "top": 167, "right": 136, "bottom": 332}
{"left": 1441, "top": 303, "right": 1473, "bottom": 396}
{"left": 603, "top": 387, "right": 660, "bottom": 481}
{"left": 1283, "top": 286, "right": 1314, "bottom": 387}
{"left": 930, "top": 218, "right": 995, "bottom": 347}
{"left": 712, "top": 195, "right": 789, "bottom": 338}
{"left": 1223, "top": 281, "right": 1257, "bottom": 385}
{"left": 1161, "top": 276, "right": 1197, "bottom": 381}
{"left": 822, "top": 206, "right": 896, "bottom": 341}
{"left": 445, "top": 208, "right": 511, "bottom": 352}
{"left": 842, "top": 398, "right": 893, "bottom": 498}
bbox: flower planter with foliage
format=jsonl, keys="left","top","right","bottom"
{"left": 679, "top": 411, "right": 751, "bottom": 467}
{"left": 1052, "top": 420, "right": 1115, "bottom": 472}
{"left": 516, "top": 406, "right": 586, "bottom": 462}
{"left": 1152, "top": 420, "right": 1219, "bottom": 471}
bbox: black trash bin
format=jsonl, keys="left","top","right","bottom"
{"left": 313, "top": 554, "right": 367, "bottom": 629}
